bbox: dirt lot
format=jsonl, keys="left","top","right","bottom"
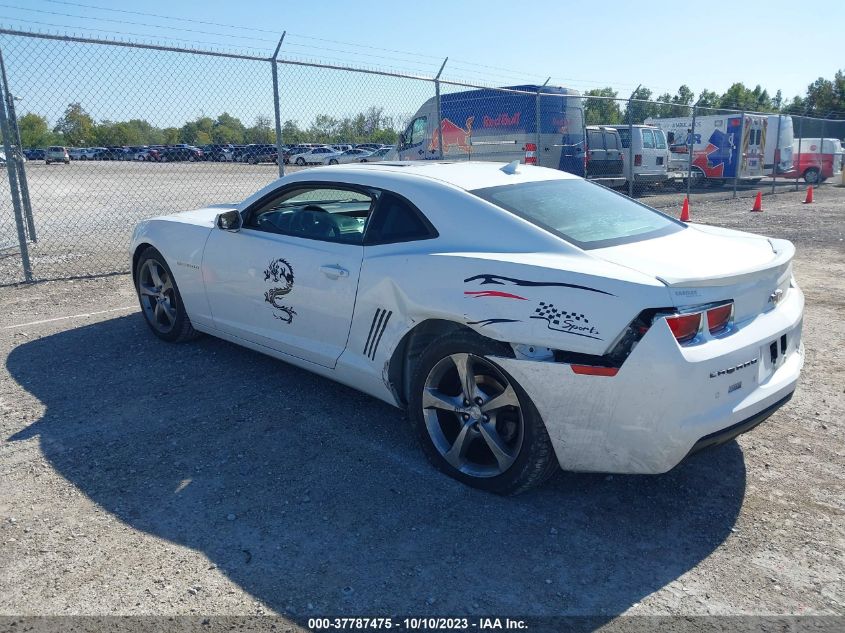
{"left": 0, "top": 184, "right": 843, "bottom": 628}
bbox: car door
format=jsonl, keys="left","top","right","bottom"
{"left": 586, "top": 128, "right": 607, "bottom": 177}
{"left": 202, "top": 183, "right": 372, "bottom": 368}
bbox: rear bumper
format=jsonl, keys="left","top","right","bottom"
{"left": 495, "top": 285, "right": 804, "bottom": 474}
{"left": 632, "top": 173, "right": 670, "bottom": 184}
{"left": 687, "top": 391, "right": 792, "bottom": 456}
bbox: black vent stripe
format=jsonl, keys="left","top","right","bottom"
{"left": 363, "top": 309, "right": 382, "bottom": 357}
{"left": 369, "top": 310, "right": 392, "bottom": 360}
{"left": 364, "top": 308, "right": 392, "bottom": 360}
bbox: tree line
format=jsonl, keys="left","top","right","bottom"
{"left": 584, "top": 71, "right": 845, "bottom": 125}
{"left": 17, "top": 103, "right": 405, "bottom": 148}
{"left": 14, "top": 69, "right": 844, "bottom": 148}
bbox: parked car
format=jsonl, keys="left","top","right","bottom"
{"left": 45, "top": 146, "right": 70, "bottom": 164}
{"left": 78, "top": 147, "right": 103, "bottom": 160}
{"left": 782, "top": 138, "right": 844, "bottom": 183}
{"left": 283, "top": 146, "right": 310, "bottom": 164}
{"left": 158, "top": 146, "right": 204, "bottom": 162}
{"left": 241, "top": 144, "right": 277, "bottom": 164}
{"left": 200, "top": 144, "right": 235, "bottom": 162}
{"left": 607, "top": 125, "right": 670, "bottom": 188}
{"left": 584, "top": 126, "right": 626, "bottom": 187}
{"left": 322, "top": 148, "right": 373, "bottom": 164}
{"left": 24, "top": 148, "right": 46, "bottom": 160}
{"left": 123, "top": 146, "right": 153, "bottom": 161}
{"left": 130, "top": 161, "right": 804, "bottom": 494}
{"left": 293, "top": 146, "right": 341, "bottom": 165}
{"left": 356, "top": 143, "right": 387, "bottom": 152}
{"left": 67, "top": 147, "right": 86, "bottom": 160}
{"left": 361, "top": 147, "right": 393, "bottom": 162}
{"left": 330, "top": 144, "right": 353, "bottom": 153}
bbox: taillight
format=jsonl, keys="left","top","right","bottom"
{"left": 571, "top": 365, "right": 619, "bottom": 377}
{"left": 664, "top": 313, "right": 701, "bottom": 343}
{"left": 706, "top": 303, "right": 733, "bottom": 334}
{"left": 634, "top": 153, "right": 642, "bottom": 166}
{"left": 524, "top": 143, "right": 537, "bottom": 165}
{"left": 662, "top": 301, "right": 734, "bottom": 344}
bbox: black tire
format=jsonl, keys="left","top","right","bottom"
{"left": 329, "top": 159, "right": 338, "bottom": 165}
{"left": 295, "top": 157, "right": 305, "bottom": 166}
{"left": 45, "top": 160, "right": 50, "bottom": 165}
{"left": 134, "top": 247, "right": 200, "bottom": 343}
{"left": 803, "top": 168, "right": 820, "bottom": 184}
{"left": 408, "top": 330, "right": 558, "bottom": 495}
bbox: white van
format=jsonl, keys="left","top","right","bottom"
{"left": 608, "top": 125, "right": 670, "bottom": 186}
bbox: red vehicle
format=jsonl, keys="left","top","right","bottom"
{"left": 782, "top": 138, "right": 844, "bottom": 184}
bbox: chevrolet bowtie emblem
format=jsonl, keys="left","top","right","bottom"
{"left": 768, "top": 289, "right": 784, "bottom": 305}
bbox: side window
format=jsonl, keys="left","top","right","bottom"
{"left": 246, "top": 185, "right": 376, "bottom": 244}
{"left": 642, "top": 129, "right": 656, "bottom": 148}
{"left": 653, "top": 129, "right": 667, "bottom": 149}
{"left": 409, "top": 117, "right": 427, "bottom": 146}
{"left": 365, "top": 192, "right": 436, "bottom": 245}
{"left": 617, "top": 128, "right": 631, "bottom": 148}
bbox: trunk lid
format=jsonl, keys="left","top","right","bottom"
{"left": 590, "top": 224, "right": 794, "bottom": 321}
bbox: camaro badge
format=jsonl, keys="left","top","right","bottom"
{"left": 710, "top": 358, "right": 757, "bottom": 378}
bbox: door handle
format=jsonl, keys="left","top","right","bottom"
{"left": 320, "top": 264, "right": 349, "bottom": 279}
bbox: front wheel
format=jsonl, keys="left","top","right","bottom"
{"left": 803, "top": 168, "right": 820, "bottom": 184}
{"left": 295, "top": 157, "right": 305, "bottom": 166}
{"left": 328, "top": 159, "right": 338, "bottom": 165}
{"left": 408, "top": 331, "right": 558, "bottom": 495}
{"left": 135, "top": 248, "right": 199, "bottom": 343}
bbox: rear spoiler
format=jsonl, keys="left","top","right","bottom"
{"left": 656, "top": 238, "right": 794, "bottom": 287}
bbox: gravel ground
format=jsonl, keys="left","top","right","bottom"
{"left": 0, "top": 183, "right": 843, "bottom": 629}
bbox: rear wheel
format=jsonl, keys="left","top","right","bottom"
{"left": 408, "top": 331, "right": 558, "bottom": 495}
{"left": 803, "top": 168, "right": 820, "bottom": 184}
{"left": 135, "top": 248, "right": 199, "bottom": 343}
{"left": 296, "top": 157, "right": 305, "bottom": 166}
{"left": 328, "top": 159, "right": 338, "bottom": 165}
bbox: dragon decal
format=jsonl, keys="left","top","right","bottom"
{"left": 263, "top": 258, "right": 297, "bottom": 324}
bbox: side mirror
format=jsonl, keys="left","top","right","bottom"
{"left": 398, "top": 133, "right": 406, "bottom": 147}
{"left": 216, "top": 209, "right": 242, "bottom": 232}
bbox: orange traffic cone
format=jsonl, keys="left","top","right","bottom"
{"left": 680, "top": 197, "right": 690, "bottom": 221}
{"left": 751, "top": 191, "right": 763, "bottom": 212}
{"left": 803, "top": 185, "right": 814, "bottom": 204}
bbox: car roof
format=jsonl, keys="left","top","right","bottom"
{"left": 284, "top": 161, "right": 578, "bottom": 191}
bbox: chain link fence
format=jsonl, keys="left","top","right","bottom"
{"left": 1, "top": 28, "right": 843, "bottom": 285}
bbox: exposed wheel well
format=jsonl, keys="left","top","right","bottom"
{"left": 131, "top": 243, "right": 154, "bottom": 284}
{"left": 388, "top": 319, "right": 496, "bottom": 406}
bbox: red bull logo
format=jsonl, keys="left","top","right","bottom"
{"left": 482, "top": 112, "right": 521, "bottom": 128}
{"left": 429, "top": 116, "right": 474, "bottom": 154}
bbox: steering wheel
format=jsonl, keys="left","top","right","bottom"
{"left": 291, "top": 206, "right": 340, "bottom": 239}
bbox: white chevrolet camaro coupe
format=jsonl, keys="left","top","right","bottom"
{"left": 131, "top": 161, "right": 804, "bottom": 494}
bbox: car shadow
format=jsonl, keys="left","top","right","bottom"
{"left": 6, "top": 315, "right": 747, "bottom": 623}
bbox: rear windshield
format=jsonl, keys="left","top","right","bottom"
{"left": 471, "top": 179, "right": 683, "bottom": 249}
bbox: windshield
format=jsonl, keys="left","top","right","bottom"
{"left": 471, "top": 179, "right": 684, "bottom": 249}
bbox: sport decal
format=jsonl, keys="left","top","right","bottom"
{"left": 464, "top": 274, "right": 615, "bottom": 296}
{"left": 464, "top": 290, "right": 527, "bottom": 300}
{"left": 466, "top": 318, "right": 521, "bottom": 327}
{"left": 364, "top": 308, "right": 392, "bottom": 360}
{"left": 530, "top": 302, "right": 602, "bottom": 340}
{"left": 263, "top": 258, "right": 297, "bottom": 324}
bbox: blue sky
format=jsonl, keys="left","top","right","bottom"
{"left": 1, "top": 0, "right": 842, "bottom": 128}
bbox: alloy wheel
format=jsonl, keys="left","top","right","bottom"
{"left": 138, "top": 259, "right": 178, "bottom": 334}
{"left": 422, "top": 353, "right": 524, "bottom": 478}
